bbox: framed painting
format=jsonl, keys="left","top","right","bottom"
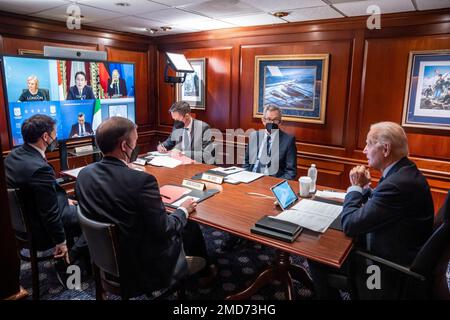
{"left": 176, "top": 58, "right": 206, "bottom": 110}
{"left": 253, "top": 54, "right": 329, "bottom": 124}
{"left": 402, "top": 50, "right": 450, "bottom": 130}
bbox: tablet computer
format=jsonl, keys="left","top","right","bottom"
{"left": 270, "top": 180, "right": 298, "bottom": 210}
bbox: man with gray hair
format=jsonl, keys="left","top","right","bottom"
{"left": 157, "top": 101, "right": 214, "bottom": 163}
{"left": 308, "top": 121, "right": 434, "bottom": 299}
{"left": 243, "top": 104, "right": 297, "bottom": 180}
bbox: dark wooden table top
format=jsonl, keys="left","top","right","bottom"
{"left": 140, "top": 163, "right": 353, "bottom": 268}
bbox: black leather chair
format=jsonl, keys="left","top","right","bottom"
{"left": 7, "top": 188, "right": 54, "bottom": 300}
{"left": 77, "top": 207, "right": 185, "bottom": 300}
{"left": 346, "top": 190, "right": 450, "bottom": 299}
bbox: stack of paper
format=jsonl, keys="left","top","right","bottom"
{"left": 61, "top": 166, "right": 86, "bottom": 179}
{"left": 315, "top": 190, "right": 347, "bottom": 200}
{"left": 148, "top": 156, "right": 182, "bottom": 168}
{"left": 271, "top": 199, "right": 342, "bottom": 233}
{"left": 226, "top": 171, "right": 264, "bottom": 183}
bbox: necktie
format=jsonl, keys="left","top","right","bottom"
{"left": 253, "top": 135, "right": 271, "bottom": 173}
{"left": 182, "top": 128, "right": 190, "bottom": 151}
{"left": 80, "top": 125, "right": 84, "bottom": 135}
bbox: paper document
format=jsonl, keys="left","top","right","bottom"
{"left": 210, "top": 166, "right": 245, "bottom": 175}
{"left": 147, "top": 151, "right": 167, "bottom": 157}
{"left": 61, "top": 166, "right": 85, "bottom": 179}
{"left": 226, "top": 171, "right": 264, "bottom": 183}
{"left": 315, "top": 190, "right": 347, "bottom": 200}
{"left": 172, "top": 196, "right": 200, "bottom": 207}
{"left": 148, "top": 156, "right": 182, "bottom": 168}
{"left": 271, "top": 199, "right": 342, "bottom": 233}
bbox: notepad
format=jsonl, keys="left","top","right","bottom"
{"left": 315, "top": 190, "right": 347, "bottom": 200}
{"left": 271, "top": 199, "right": 343, "bottom": 233}
{"left": 148, "top": 156, "right": 182, "bottom": 168}
{"left": 226, "top": 171, "right": 264, "bottom": 183}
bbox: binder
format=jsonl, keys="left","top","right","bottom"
{"left": 160, "top": 184, "right": 219, "bottom": 209}
{"left": 250, "top": 215, "right": 302, "bottom": 243}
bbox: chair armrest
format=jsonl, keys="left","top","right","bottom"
{"left": 354, "top": 250, "right": 426, "bottom": 282}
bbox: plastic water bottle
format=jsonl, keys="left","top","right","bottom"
{"left": 308, "top": 164, "right": 317, "bottom": 193}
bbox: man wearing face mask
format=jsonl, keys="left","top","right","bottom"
{"left": 5, "top": 114, "right": 87, "bottom": 287}
{"left": 76, "top": 117, "right": 216, "bottom": 297}
{"left": 244, "top": 104, "right": 297, "bottom": 180}
{"left": 157, "top": 101, "right": 215, "bottom": 163}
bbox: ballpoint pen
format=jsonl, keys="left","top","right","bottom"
{"left": 160, "top": 194, "right": 171, "bottom": 200}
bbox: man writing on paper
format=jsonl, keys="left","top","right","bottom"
{"left": 76, "top": 117, "right": 216, "bottom": 297}
{"left": 308, "top": 121, "right": 434, "bottom": 299}
{"left": 157, "top": 101, "right": 215, "bottom": 163}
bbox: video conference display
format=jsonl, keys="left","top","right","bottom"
{"left": 1, "top": 55, "right": 136, "bottom": 146}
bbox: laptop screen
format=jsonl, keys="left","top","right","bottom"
{"left": 271, "top": 180, "right": 298, "bottom": 210}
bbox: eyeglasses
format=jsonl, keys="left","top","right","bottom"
{"left": 263, "top": 117, "right": 281, "bottom": 124}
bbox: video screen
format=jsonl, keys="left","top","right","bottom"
{"left": 1, "top": 55, "right": 136, "bottom": 146}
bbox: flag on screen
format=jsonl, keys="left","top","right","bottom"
{"left": 92, "top": 99, "right": 102, "bottom": 131}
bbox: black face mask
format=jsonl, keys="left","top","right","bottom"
{"left": 265, "top": 123, "right": 279, "bottom": 133}
{"left": 43, "top": 136, "right": 58, "bottom": 152}
{"left": 123, "top": 142, "right": 140, "bottom": 163}
{"left": 173, "top": 120, "right": 185, "bottom": 129}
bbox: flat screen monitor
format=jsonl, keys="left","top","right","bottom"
{"left": 0, "top": 54, "right": 136, "bottom": 147}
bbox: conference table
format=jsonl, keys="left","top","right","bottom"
{"left": 138, "top": 161, "right": 353, "bottom": 300}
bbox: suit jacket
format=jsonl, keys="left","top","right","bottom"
{"left": 342, "top": 157, "right": 434, "bottom": 266}
{"left": 107, "top": 78, "right": 127, "bottom": 97}
{"left": 75, "top": 157, "right": 189, "bottom": 296}
{"left": 162, "top": 118, "right": 215, "bottom": 163}
{"left": 5, "top": 144, "right": 70, "bottom": 247}
{"left": 69, "top": 122, "right": 93, "bottom": 138}
{"left": 67, "top": 85, "right": 95, "bottom": 100}
{"left": 243, "top": 129, "right": 297, "bottom": 180}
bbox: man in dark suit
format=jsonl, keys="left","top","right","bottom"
{"left": 308, "top": 121, "right": 434, "bottom": 299}
{"left": 69, "top": 112, "right": 93, "bottom": 138}
{"left": 4, "top": 115, "right": 87, "bottom": 280}
{"left": 66, "top": 71, "right": 96, "bottom": 100}
{"left": 107, "top": 69, "right": 127, "bottom": 98}
{"left": 244, "top": 104, "right": 297, "bottom": 180}
{"left": 157, "top": 101, "right": 215, "bottom": 163}
{"left": 76, "top": 117, "right": 215, "bottom": 297}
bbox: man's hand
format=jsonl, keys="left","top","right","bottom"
{"left": 157, "top": 144, "right": 167, "bottom": 153}
{"left": 68, "top": 198, "right": 78, "bottom": 206}
{"left": 349, "top": 165, "right": 371, "bottom": 188}
{"left": 72, "top": 134, "right": 79, "bottom": 138}
{"left": 180, "top": 198, "right": 197, "bottom": 215}
{"left": 54, "top": 243, "right": 70, "bottom": 264}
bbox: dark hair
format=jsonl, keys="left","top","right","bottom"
{"left": 169, "top": 101, "right": 190, "bottom": 116}
{"left": 95, "top": 117, "right": 137, "bottom": 154}
{"left": 78, "top": 112, "right": 85, "bottom": 118}
{"left": 74, "top": 71, "right": 86, "bottom": 81}
{"left": 21, "top": 114, "right": 56, "bottom": 144}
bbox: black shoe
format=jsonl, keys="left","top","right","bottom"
{"left": 54, "top": 258, "right": 69, "bottom": 289}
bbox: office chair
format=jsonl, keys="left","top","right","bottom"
{"left": 7, "top": 188, "right": 54, "bottom": 300}
{"left": 77, "top": 207, "right": 185, "bottom": 300}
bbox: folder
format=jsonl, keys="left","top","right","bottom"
{"left": 160, "top": 184, "right": 219, "bottom": 209}
{"left": 250, "top": 215, "right": 302, "bottom": 243}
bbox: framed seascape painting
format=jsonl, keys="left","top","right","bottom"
{"left": 176, "top": 58, "right": 206, "bottom": 110}
{"left": 402, "top": 50, "right": 450, "bottom": 130}
{"left": 253, "top": 54, "right": 329, "bottom": 124}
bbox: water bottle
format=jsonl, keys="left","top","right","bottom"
{"left": 307, "top": 164, "right": 317, "bottom": 193}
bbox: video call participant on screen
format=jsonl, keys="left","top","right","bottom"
{"left": 4, "top": 114, "right": 88, "bottom": 286}
{"left": 107, "top": 69, "right": 127, "bottom": 98}
{"left": 308, "top": 122, "right": 434, "bottom": 299}
{"left": 17, "top": 75, "right": 50, "bottom": 102}
{"left": 157, "top": 101, "right": 215, "bottom": 163}
{"left": 69, "top": 112, "right": 93, "bottom": 138}
{"left": 75, "top": 117, "right": 217, "bottom": 297}
{"left": 67, "top": 71, "right": 95, "bottom": 100}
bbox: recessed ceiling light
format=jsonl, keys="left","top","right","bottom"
{"left": 273, "top": 11, "right": 289, "bottom": 18}
{"left": 160, "top": 26, "right": 172, "bottom": 31}
{"left": 115, "top": 2, "right": 130, "bottom": 7}
{"left": 146, "top": 28, "right": 158, "bottom": 34}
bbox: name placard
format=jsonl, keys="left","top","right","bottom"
{"left": 201, "top": 173, "right": 224, "bottom": 184}
{"left": 133, "top": 158, "right": 147, "bottom": 166}
{"left": 182, "top": 179, "right": 205, "bottom": 191}
{"left": 74, "top": 145, "right": 93, "bottom": 154}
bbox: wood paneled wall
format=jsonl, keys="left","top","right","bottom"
{"left": 155, "top": 9, "right": 450, "bottom": 211}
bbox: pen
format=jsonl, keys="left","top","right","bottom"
{"left": 223, "top": 167, "right": 235, "bottom": 171}
{"left": 160, "top": 194, "right": 171, "bottom": 200}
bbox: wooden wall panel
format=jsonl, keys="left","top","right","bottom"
{"left": 106, "top": 47, "right": 150, "bottom": 127}
{"left": 157, "top": 47, "right": 232, "bottom": 132}
{"left": 2, "top": 37, "right": 97, "bottom": 54}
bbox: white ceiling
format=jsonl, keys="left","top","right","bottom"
{"left": 0, "top": 0, "right": 448, "bottom": 37}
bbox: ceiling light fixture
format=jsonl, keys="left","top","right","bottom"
{"left": 146, "top": 28, "right": 158, "bottom": 34}
{"left": 273, "top": 11, "right": 289, "bottom": 18}
{"left": 115, "top": 2, "right": 130, "bottom": 7}
{"left": 160, "top": 26, "right": 172, "bottom": 31}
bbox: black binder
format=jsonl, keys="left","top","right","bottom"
{"left": 250, "top": 215, "right": 302, "bottom": 243}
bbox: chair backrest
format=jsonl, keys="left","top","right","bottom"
{"left": 7, "top": 188, "right": 27, "bottom": 234}
{"left": 410, "top": 190, "right": 450, "bottom": 281}
{"left": 77, "top": 206, "right": 120, "bottom": 277}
